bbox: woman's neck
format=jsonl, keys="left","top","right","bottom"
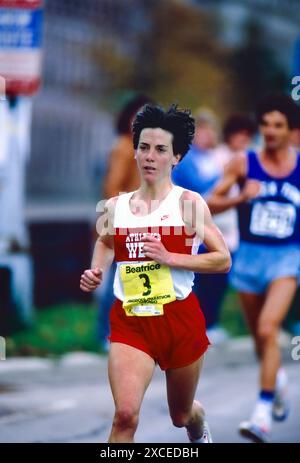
{"left": 136, "top": 180, "right": 174, "bottom": 201}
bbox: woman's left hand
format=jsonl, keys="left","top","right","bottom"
{"left": 142, "top": 235, "right": 173, "bottom": 266}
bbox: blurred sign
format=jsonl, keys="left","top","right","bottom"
{"left": 0, "top": 0, "right": 43, "bottom": 96}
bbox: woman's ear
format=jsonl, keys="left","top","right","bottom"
{"left": 172, "top": 154, "right": 182, "bottom": 166}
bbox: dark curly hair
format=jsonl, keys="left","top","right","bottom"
{"left": 256, "top": 94, "right": 300, "bottom": 129}
{"left": 132, "top": 104, "right": 195, "bottom": 159}
{"left": 223, "top": 113, "right": 257, "bottom": 142}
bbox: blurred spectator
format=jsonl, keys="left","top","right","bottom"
{"left": 212, "top": 113, "right": 257, "bottom": 251}
{"left": 96, "top": 94, "right": 153, "bottom": 351}
{"left": 172, "top": 108, "right": 220, "bottom": 194}
{"left": 193, "top": 107, "right": 219, "bottom": 150}
{"left": 172, "top": 110, "right": 256, "bottom": 344}
{"left": 201, "top": 113, "right": 256, "bottom": 343}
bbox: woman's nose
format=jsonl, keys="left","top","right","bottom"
{"left": 146, "top": 150, "right": 155, "bottom": 161}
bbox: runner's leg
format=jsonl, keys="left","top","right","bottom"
{"left": 239, "top": 292, "right": 265, "bottom": 358}
{"left": 166, "top": 356, "right": 205, "bottom": 440}
{"left": 239, "top": 278, "right": 297, "bottom": 441}
{"left": 108, "top": 342, "right": 155, "bottom": 443}
{"left": 257, "top": 277, "right": 297, "bottom": 390}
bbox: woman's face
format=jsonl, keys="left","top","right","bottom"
{"left": 135, "top": 128, "right": 180, "bottom": 183}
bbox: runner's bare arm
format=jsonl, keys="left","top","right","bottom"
{"left": 80, "top": 197, "right": 116, "bottom": 292}
{"left": 207, "top": 154, "right": 247, "bottom": 213}
{"left": 143, "top": 191, "right": 231, "bottom": 273}
{"left": 103, "top": 141, "right": 132, "bottom": 198}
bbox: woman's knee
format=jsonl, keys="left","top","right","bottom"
{"left": 113, "top": 407, "right": 139, "bottom": 432}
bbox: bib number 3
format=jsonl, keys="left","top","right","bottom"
{"left": 139, "top": 273, "right": 151, "bottom": 296}
{"left": 119, "top": 260, "right": 176, "bottom": 316}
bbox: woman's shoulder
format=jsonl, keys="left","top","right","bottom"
{"left": 106, "top": 191, "right": 134, "bottom": 205}
{"left": 177, "top": 187, "right": 204, "bottom": 203}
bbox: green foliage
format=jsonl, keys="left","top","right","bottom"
{"left": 6, "top": 304, "right": 100, "bottom": 358}
{"left": 92, "top": 0, "right": 234, "bottom": 117}
{"left": 135, "top": 1, "right": 233, "bottom": 115}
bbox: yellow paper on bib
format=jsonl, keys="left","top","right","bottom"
{"left": 119, "top": 260, "right": 176, "bottom": 316}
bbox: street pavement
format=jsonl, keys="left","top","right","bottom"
{"left": 0, "top": 336, "right": 299, "bottom": 443}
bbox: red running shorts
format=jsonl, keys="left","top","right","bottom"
{"left": 109, "top": 291, "right": 210, "bottom": 370}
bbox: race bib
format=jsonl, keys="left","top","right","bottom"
{"left": 250, "top": 201, "right": 296, "bottom": 239}
{"left": 119, "top": 261, "right": 176, "bottom": 316}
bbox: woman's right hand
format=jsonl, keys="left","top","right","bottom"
{"left": 80, "top": 267, "right": 103, "bottom": 292}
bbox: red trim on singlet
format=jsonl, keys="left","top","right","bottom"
{"left": 113, "top": 225, "right": 196, "bottom": 262}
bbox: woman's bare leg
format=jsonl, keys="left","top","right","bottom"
{"left": 108, "top": 342, "right": 155, "bottom": 443}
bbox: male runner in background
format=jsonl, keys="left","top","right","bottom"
{"left": 208, "top": 94, "right": 300, "bottom": 443}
